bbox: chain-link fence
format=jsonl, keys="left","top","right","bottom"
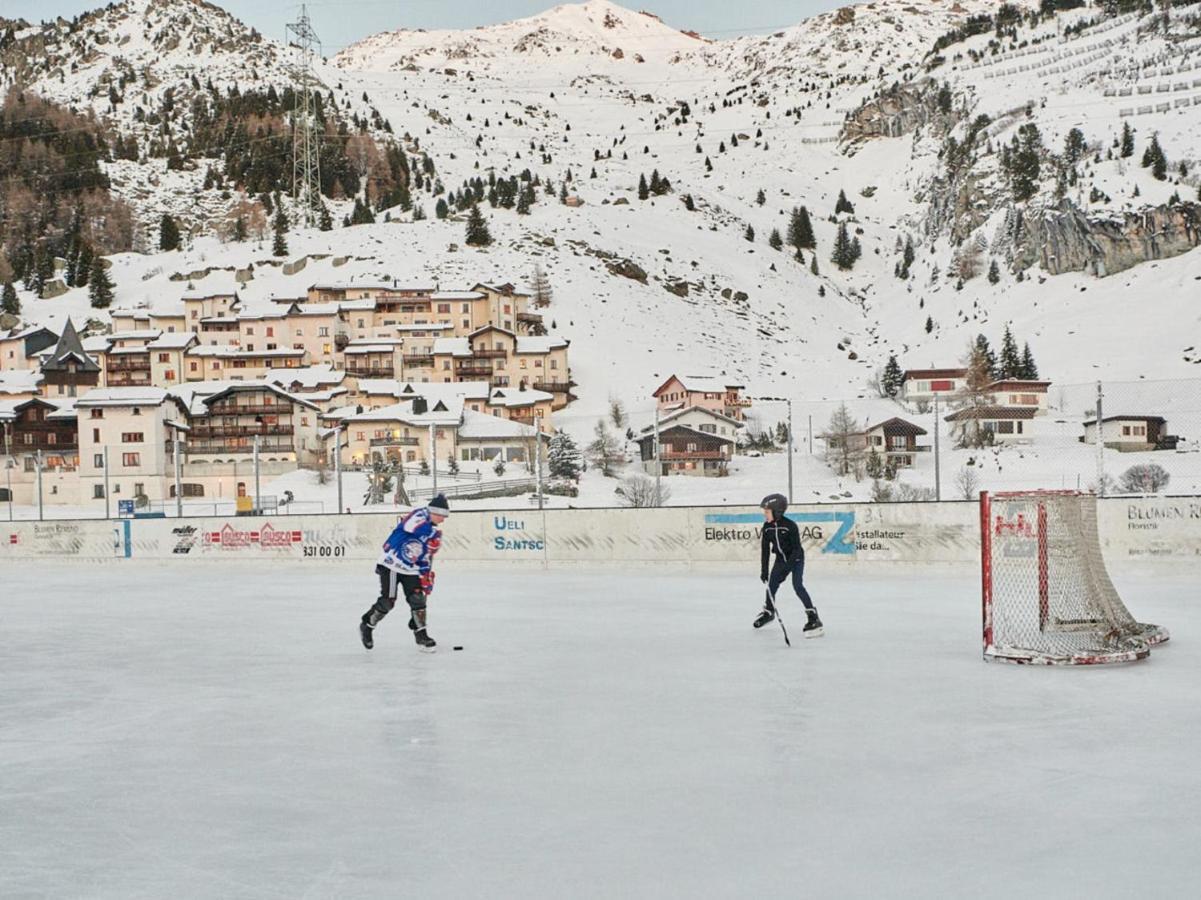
{"left": 4, "top": 377, "right": 1197, "bottom": 520}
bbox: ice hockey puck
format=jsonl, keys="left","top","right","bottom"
{"left": 453, "top": 646, "right": 464, "bottom": 651}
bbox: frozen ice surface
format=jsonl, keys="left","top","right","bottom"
{"left": 1, "top": 562, "right": 1198, "bottom": 899}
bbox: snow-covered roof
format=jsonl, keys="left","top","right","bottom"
{"left": 107, "top": 330, "right": 162, "bottom": 342}
{"left": 75, "top": 387, "right": 171, "bottom": 407}
{"left": 639, "top": 405, "right": 743, "bottom": 433}
{"left": 198, "top": 382, "right": 320, "bottom": 412}
{"left": 654, "top": 374, "right": 744, "bottom": 395}
{"left": 0, "top": 370, "right": 43, "bottom": 395}
{"left": 108, "top": 346, "right": 152, "bottom": 356}
{"left": 82, "top": 335, "right": 114, "bottom": 353}
{"left": 238, "top": 310, "right": 289, "bottom": 321}
{"left": 46, "top": 398, "right": 79, "bottom": 420}
{"left": 432, "top": 337, "right": 471, "bottom": 357}
{"left": 336, "top": 299, "right": 377, "bottom": 312}
{"left": 343, "top": 397, "right": 463, "bottom": 427}
{"left": 431, "top": 291, "right": 484, "bottom": 301}
{"left": 516, "top": 336, "right": 568, "bottom": 354}
{"left": 147, "top": 333, "right": 199, "bottom": 350}
{"left": 267, "top": 365, "right": 345, "bottom": 390}
{"left": 638, "top": 423, "right": 736, "bottom": 446}
{"left": 199, "top": 316, "right": 239, "bottom": 325}
{"left": 345, "top": 345, "right": 398, "bottom": 355}
{"left": 188, "top": 346, "right": 305, "bottom": 358}
{"left": 289, "top": 302, "right": 342, "bottom": 316}
{"left": 488, "top": 387, "right": 553, "bottom": 408}
{"left": 458, "top": 409, "right": 541, "bottom": 440}
{"left": 346, "top": 337, "right": 403, "bottom": 347}
{"left": 394, "top": 323, "right": 453, "bottom": 332}
{"left": 2, "top": 324, "right": 56, "bottom": 341}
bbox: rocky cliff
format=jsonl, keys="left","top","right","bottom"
{"left": 1014, "top": 200, "right": 1201, "bottom": 277}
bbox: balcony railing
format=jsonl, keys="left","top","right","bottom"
{"left": 206, "top": 403, "right": 289, "bottom": 416}
{"left": 186, "top": 440, "right": 296, "bottom": 455}
{"left": 189, "top": 424, "right": 295, "bottom": 439}
{"left": 107, "top": 373, "right": 153, "bottom": 387}
{"left": 107, "top": 358, "right": 152, "bottom": 372}
{"left": 457, "top": 363, "right": 493, "bottom": 376}
{"left": 516, "top": 312, "right": 543, "bottom": 323}
{"left": 402, "top": 355, "right": 435, "bottom": 367}
{"left": 471, "top": 348, "right": 508, "bottom": 359}
{"left": 369, "top": 436, "right": 421, "bottom": 447}
{"left": 661, "top": 449, "right": 729, "bottom": 461}
{"left": 532, "top": 381, "right": 571, "bottom": 393}
{"left": 347, "top": 365, "right": 396, "bottom": 378}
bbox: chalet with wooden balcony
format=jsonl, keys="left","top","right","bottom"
{"left": 41, "top": 319, "right": 101, "bottom": 398}
{"left": 860, "top": 417, "right": 929, "bottom": 468}
{"left": 637, "top": 422, "right": 735, "bottom": 477}
{"left": 652, "top": 375, "right": 748, "bottom": 422}
{"left": 178, "top": 383, "right": 321, "bottom": 464}
{"left": 0, "top": 396, "right": 80, "bottom": 503}
{"left": 184, "top": 346, "right": 306, "bottom": 382}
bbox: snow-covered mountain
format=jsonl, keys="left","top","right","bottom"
{"left": 4, "top": 0, "right": 1201, "bottom": 419}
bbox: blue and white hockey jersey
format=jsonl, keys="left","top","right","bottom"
{"left": 378, "top": 507, "right": 443, "bottom": 576}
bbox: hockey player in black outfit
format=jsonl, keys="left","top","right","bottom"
{"left": 755, "top": 493, "right": 823, "bottom": 637}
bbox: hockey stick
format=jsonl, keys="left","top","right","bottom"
{"left": 766, "top": 587, "right": 791, "bottom": 647}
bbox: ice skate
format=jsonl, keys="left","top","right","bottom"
{"left": 753, "top": 607, "right": 776, "bottom": 629}
{"left": 803, "top": 610, "right": 824, "bottom": 638}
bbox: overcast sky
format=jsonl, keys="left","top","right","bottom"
{"left": 6, "top": 1, "right": 846, "bottom": 54}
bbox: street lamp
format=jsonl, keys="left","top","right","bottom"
{"left": 751, "top": 396, "right": 793, "bottom": 502}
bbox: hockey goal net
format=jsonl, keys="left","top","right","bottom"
{"left": 980, "top": 490, "right": 1169, "bottom": 665}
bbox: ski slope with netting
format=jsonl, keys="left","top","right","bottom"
{"left": 1, "top": 560, "right": 1198, "bottom": 897}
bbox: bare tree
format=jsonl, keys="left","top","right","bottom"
{"left": 822, "top": 403, "right": 864, "bottom": 479}
{"left": 616, "top": 472, "right": 671, "bottom": 507}
{"left": 530, "top": 264, "right": 553, "bottom": 307}
{"left": 587, "top": 419, "right": 624, "bottom": 476}
{"left": 955, "top": 466, "right": 980, "bottom": 500}
{"left": 949, "top": 342, "right": 997, "bottom": 449}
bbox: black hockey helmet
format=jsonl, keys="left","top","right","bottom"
{"left": 760, "top": 493, "right": 788, "bottom": 518}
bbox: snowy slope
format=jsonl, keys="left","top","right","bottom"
{"left": 6, "top": 0, "right": 1201, "bottom": 427}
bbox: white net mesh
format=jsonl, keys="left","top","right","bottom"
{"left": 982, "top": 491, "right": 1168, "bottom": 665}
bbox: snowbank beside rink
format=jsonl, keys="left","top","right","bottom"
{"left": 2, "top": 496, "right": 1199, "bottom": 569}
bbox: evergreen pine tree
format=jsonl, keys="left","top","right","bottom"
{"left": 88, "top": 258, "right": 114, "bottom": 308}
{"left": 835, "top": 189, "right": 854, "bottom": 215}
{"left": 768, "top": 228, "right": 783, "bottom": 250}
{"left": 465, "top": 204, "right": 492, "bottom": 247}
{"left": 999, "top": 325, "right": 1021, "bottom": 378}
{"left": 1120, "top": 121, "right": 1135, "bottom": 159}
{"left": 882, "top": 354, "right": 903, "bottom": 398}
{"left": 531, "top": 264, "right": 553, "bottom": 307}
{"left": 318, "top": 203, "right": 332, "bottom": 231}
{"left": 755, "top": 188, "right": 766, "bottom": 206}
{"left": 32, "top": 243, "right": 54, "bottom": 297}
{"left": 1010, "top": 124, "right": 1044, "bottom": 202}
{"left": 233, "top": 215, "right": 248, "bottom": 242}
{"left": 436, "top": 198, "right": 450, "bottom": 219}
{"left": 272, "top": 206, "right": 289, "bottom": 257}
{"left": 159, "top": 214, "right": 181, "bottom": 251}
{"left": 898, "top": 236, "right": 915, "bottom": 279}
{"left": 1020, "top": 342, "right": 1039, "bottom": 379}
{"left": 925, "top": 316, "right": 934, "bottom": 334}
{"left": 1, "top": 281, "right": 18, "bottom": 317}
{"left": 547, "top": 430, "right": 583, "bottom": 480}
{"left": 1143, "top": 134, "right": 1167, "bottom": 180}
{"left": 810, "top": 255, "right": 819, "bottom": 276}
{"left": 987, "top": 259, "right": 1000, "bottom": 284}
{"left": 638, "top": 173, "right": 649, "bottom": 200}
{"left": 831, "top": 222, "right": 855, "bottom": 270}
{"left": 744, "top": 224, "right": 755, "bottom": 242}
{"left": 787, "top": 205, "right": 816, "bottom": 250}
{"left": 974, "top": 334, "right": 998, "bottom": 379}
{"left": 75, "top": 244, "right": 92, "bottom": 287}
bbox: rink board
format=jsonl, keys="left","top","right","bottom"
{"left": 1, "top": 496, "right": 1197, "bottom": 566}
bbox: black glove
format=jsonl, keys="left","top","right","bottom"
{"left": 760, "top": 571, "right": 768, "bottom": 584}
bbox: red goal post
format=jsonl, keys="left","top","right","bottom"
{"left": 980, "top": 490, "right": 1169, "bottom": 665}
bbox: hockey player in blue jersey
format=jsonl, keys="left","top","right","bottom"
{"left": 360, "top": 494, "right": 449, "bottom": 652}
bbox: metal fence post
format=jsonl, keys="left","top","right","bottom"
{"left": 933, "top": 394, "right": 941, "bottom": 501}
{"left": 36, "top": 450, "right": 43, "bottom": 521}
{"left": 535, "top": 415, "right": 543, "bottom": 510}
{"left": 653, "top": 405, "right": 661, "bottom": 503}
{"left": 334, "top": 431, "right": 343, "bottom": 513}
{"left": 1095, "top": 381, "right": 1105, "bottom": 496}
{"left": 253, "top": 435, "right": 261, "bottom": 515}
{"left": 430, "top": 423, "right": 438, "bottom": 495}
{"left": 103, "top": 446, "right": 111, "bottom": 519}
{"left": 174, "top": 436, "right": 183, "bottom": 518}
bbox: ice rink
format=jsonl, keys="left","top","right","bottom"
{"left": 2, "top": 561, "right": 1198, "bottom": 899}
